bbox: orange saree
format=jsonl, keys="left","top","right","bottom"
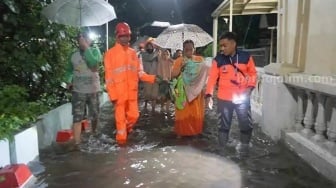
{"left": 172, "top": 56, "right": 207, "bottom": 136}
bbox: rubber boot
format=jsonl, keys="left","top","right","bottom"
{"left": 218, "top": 131, "right": 229, "bottom": 146}
{"left": 236, "top": 130, "right": 252, "bottom": 156}
{"left": 91, "top": 119, "right": 98, "bottom": 135}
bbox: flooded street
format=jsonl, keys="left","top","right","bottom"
{"left": 31, "top": 100, "right": 336, "bottom": 188}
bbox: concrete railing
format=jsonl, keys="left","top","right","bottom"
{"left": 251, "top": 68, "right": 264, "bottom": 124}
{"left": 259, "top": 71, "right": 336, "bottom": 181}
{"left": 285, "top": 73, "right": 336, "bottom": 156}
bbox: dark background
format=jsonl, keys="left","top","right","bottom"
{"left": 107, "top": 0, "right": 224, "bottom": 37}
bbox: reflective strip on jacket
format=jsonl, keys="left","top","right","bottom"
{"left": 104, "top": 43, "right": 155, "bottom": 101}
{"left": 205, "top": 50, "right": 257, "bottom": 101}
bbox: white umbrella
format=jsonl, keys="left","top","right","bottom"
{"left": 41, "top": 0, "right": 117, "bottom": 27}
{"left": 153, "top": 23, "right": 213, "bottom": 50}
{"left": 150, "top": 21, "right": 171, "bottom": 27}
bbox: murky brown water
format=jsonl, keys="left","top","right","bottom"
{"left": 29, "top": 100, "right": 336, "bottom": 188}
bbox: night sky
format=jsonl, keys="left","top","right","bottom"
{"left": 108, "top": 0, "right": 223, "bottom": 37}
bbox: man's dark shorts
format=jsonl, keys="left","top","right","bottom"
{"left": 72, "top": 92, "right": 100, "bottom": 123}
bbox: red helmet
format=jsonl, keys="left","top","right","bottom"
{"left": 115, "top": 22, "right": 131, "bottom": 37}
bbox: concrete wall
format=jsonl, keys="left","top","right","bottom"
{"left": 260, "top": 74, "right": 297, "bottom": 140}
{"left": 280, "top": 0, "right": 299, "bottom": 65}
{"left": 250, "top": 68, "right": 264, "bottom": 125}
{"left": 37, "top": 92, "right": 109, "bottom": 149}
{"left": 280, "top": 0, "right": 336, "bottom": 75}
{"left": 36, "top": 103, "right": 73, "bottom": 149}
{"left": 10, "top": 126, "right": 39, "bottom": 164}
{"left": 265, "top": 0, "right": 336, "bottom": 139}
{"left": 256, "top": 0, "right": 336, "bottom": 182}
{"left": 0, "top": 140, "right": 10, "bottom": 167}
{"left": 303, "top": 0, "right": 336, "bottom": 75}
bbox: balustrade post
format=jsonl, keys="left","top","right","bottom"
{"left": 301, "top": 91, "right": 315, "bottom": 137}
{"left": 326, "top": 98, "right": 336, "bottom": 155}
{"left": 312, "top": 93, "right": 327, "bottom": 142}
{"left": 295, "top": 89, "right": 305, "bottom": 131}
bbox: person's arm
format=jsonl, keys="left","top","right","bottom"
{"left": 171, "top": 57, "right": 183, "bottom": 78}
{"left": 83, "top": 47, "right": 102, "bottom": 69}
{"left": 205, "top": 59, "right": 220, "bottom": 97}
{"left": 246, "top": 56, "right": 257, "bottom": 88}
{"left": 104, "top": 51, "right": 116, "bottom": 101}
{"left": 243, "top": 56, "right": 257, "bottom": 96}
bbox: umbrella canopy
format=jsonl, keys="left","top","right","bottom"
{"left": 42, "top": 0, "right": 117, "bottom": 27}
{"left": 154, "top": 24, "right": 213, "bottom": 50}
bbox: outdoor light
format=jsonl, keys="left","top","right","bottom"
{"left": 151, "top": 21, "right": 171, "bottom": 27}
{"left": 222, "top": 17, "right": 229, "bottom": 24}
{"left": 89, "top": 32, "right": 98, "bottom": 40}
{"left": 232, "top": 93, "right": 247, "bottom": 104}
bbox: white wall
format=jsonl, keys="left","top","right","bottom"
{"left": 304, "top": 0, "right": 336, "bottom": 75}
{"left": 261, "top": 74, "right": 297, "bottom": 140}
{"left": 280, "top": 0, "right": 336, "bottom": 75}
{"left": 37, "top": 92, "right": 109, "bottom": 149}
{"left": 283, "top": 0, "right": 300, "bottom": 65}
{"left": 0, "top": 140, "right": 10, "bottom": 167}
{"left": 11, "top": 126, "right": 39, "bottom": 164}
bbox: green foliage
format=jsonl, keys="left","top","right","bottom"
{"left": 0, "top": 85, "right": 49, "bottom": 140}
{"left": 108, "top": 36, "right": 116, "bottom": 48}
{"left": 201, "top": 43, "right": 213, "bottom": 57}
{"left": 0, "top": 115, "right": 27, "bottom": 141}
{"left": 0, "top": 0, "right": 78, "bottom": 140}
{"left": 0, "top": 0, "right": 78, "bottom": 101}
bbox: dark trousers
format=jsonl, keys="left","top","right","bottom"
{"left": 217, "top": 99, "right": 253, "bottom": 144}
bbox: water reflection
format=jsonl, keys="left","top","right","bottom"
{"left": 36, "top": 146, "right": 241, "bottom": 188}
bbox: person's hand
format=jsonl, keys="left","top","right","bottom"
{"left": 66, "top": 83, "right": 73, "bottom": 91}
{"left": 205, "top": 96, "right": 213, "bottom": 110}
{"left": 78, "top": 37, "right": 90, "bottom": 51}
{"left": 155, "top": 75, "right": 163, "bottom": 83}
{"left": 244, "top": 86, "right": 254, "bottom": 97}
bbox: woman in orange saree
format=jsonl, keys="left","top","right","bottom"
{"left": 171, "top": 40, "right": 209, "bottom": 137}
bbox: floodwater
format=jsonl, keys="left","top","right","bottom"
{"left": 29, "top": 100, "right": 336, "bottom": 188}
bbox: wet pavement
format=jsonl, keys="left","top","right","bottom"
{"left": 30, "top": 100, "right": 336, "bottom": 188}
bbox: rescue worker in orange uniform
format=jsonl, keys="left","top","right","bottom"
{"left": 104, "top": 22, "right": 160, "bottom": 144}
{"left": 205, "top": 32, "right": 257, "bottom": 154}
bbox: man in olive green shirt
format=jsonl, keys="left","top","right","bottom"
{"left": 64, "top": 32, "right": 102, "bottom": 146}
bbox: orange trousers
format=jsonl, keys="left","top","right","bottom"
{"left": 114, "top": 99, "right": 139, "bottom": 144}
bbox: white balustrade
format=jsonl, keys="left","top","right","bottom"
{"left": 290, "top": 86, "right": 336, "bottom": 155}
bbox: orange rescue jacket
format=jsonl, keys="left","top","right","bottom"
{"left": 104, "top": 43, "right": 155, "bottom": 101}
{"left": 206, "top": 50, "right": 257, "bottom": 101}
